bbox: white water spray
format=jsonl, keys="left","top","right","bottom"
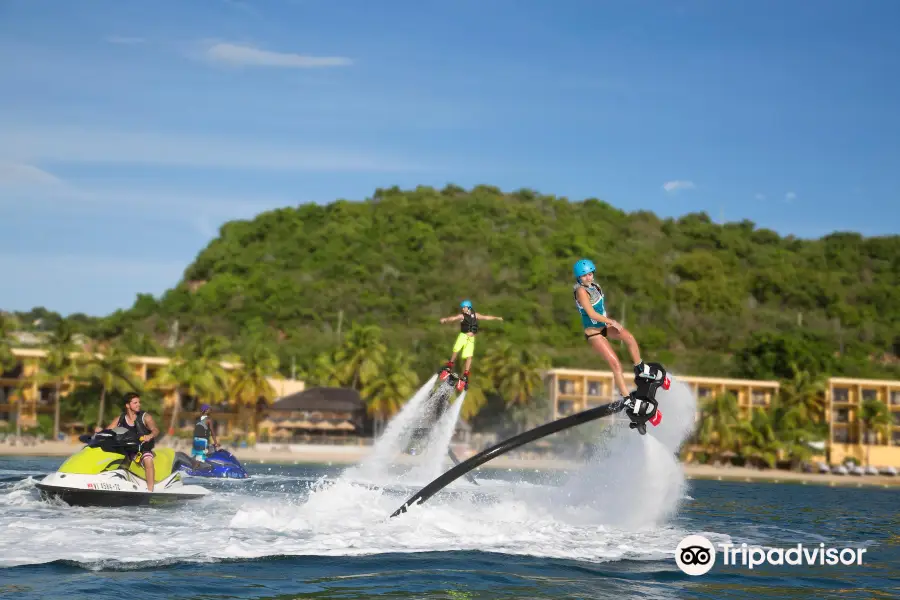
{"left": 344, "top": 374, "right": 468, "bottom": 486}
{"left": 346, "top": 374, "right": 438, "bottom": 481}
{"left": 404, "top": 390, "right": 466, "bottom": 484}
{"left": 524, "top": 376, "right": 699, "bottom": 531}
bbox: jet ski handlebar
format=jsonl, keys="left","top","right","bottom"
{"left": 78, "top": 428, "right": 146, "bottom": 452}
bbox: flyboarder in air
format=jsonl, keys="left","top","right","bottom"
{"left": 572, "top": 258, "right": 667, "bottom": 432}
{"left": 390, "top": 268, "right": 674, "bottom": 517}
{"left": 437, "top": 300, "right": 503, "bottom": 392}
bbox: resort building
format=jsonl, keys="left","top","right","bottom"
{"left": 0, "top": 347, "right": 305, "bottom": 436}
{"left": 827, "top": 377, "right": 900, "bottom": 467}
{"left": 4, "top": 345, "right": 900, "bottom": 467}
{"left": 544, "top": 367, "right": 779, "bottom": 422}
{"left": 258, "top": 387, "right": 367, "bottom": 442}
{"left": 544, "top": 367, "right": 900, "bottom": 468}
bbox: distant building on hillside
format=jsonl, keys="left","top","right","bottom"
{"left": 827, "top": 377, "right": 900, "bottom": 467}
{"left": 0, "top": 347, "right": 303, "bottom": 435}
{"left": 543, "top": 367, "right": 900, "bottom": 469}
{"left": 258, "top": 387, "right": 367, "bottom": 440}
{"left": 544, "top": 367, "right": 779, "bottom": 421}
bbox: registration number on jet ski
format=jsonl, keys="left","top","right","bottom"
{"left": 86, "top": 482, "right": 122, "bottom": 490}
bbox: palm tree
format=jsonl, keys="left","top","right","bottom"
{"left": 768, "top": 396, "right": 824, "bottom": 469}
{"left": 737, "top": 408, "right": 780, "bottom": 468}
{"left": 361, "top": 350, "right": 420, "bottom": 433}
{"left": 85, "top": 343, "right": 142, "bottom": 429}
{"left": 779, "top": 363, "right": 827, "bottom": 424}
{"left": 695, "top": 392, "right": 740, "bottom": 463}
{"left": 118, "top": 329, "right": 165, "bottom": 357}
{"left": 306, "top": 351, "right": 350, "bottom": 387}
{"left": 859, "top": 398, "right": 892, "bottom": 468}
{"left": 11, "top": 376, "right": 33, "bottom": 438}
{"left": 333, "top": 324, "right": 386, "bottom": 390}
{"left": 0, "top": 315, "right": 16, "bottom": 436}
{"left": 150, "top": 341, "right": 227, "bottom": 435}
{"left": 229, "top": 343, "right": 279, "bottom": 432}
{"left": 0, "top": 313, "right": 15, "bottom": 373}
{"left": 459, "top": 380, "right": 488, "bottom": 421}
{"left": 39, "top": 321, "right": 81, "bottom": 439}
{"left": 481, "top": 341, "right": 550, "bottom": 408}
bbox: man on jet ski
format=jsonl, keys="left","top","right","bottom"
{"left": 191, "top": 404, "right": 220, "bottom": 468}
{"left": 99, "top": 392, "right": 161, "bottom": 491}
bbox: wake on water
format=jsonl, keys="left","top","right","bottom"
{"left": 0, "top": 372, "right": 727, "bottom": 569}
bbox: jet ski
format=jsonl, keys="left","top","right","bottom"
{"left": 35, "top": 427, "right": 212, "bottom": 507}
{"left": 176, "top": 448, "right": 250, "bottom": 479}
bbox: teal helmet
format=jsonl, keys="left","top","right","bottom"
{"left": 573, "top": 259, "right": 595, "bottom": 281}
{"left": 460, "top": 300, "right": 473, "bottom": 309}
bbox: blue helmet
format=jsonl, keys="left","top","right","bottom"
{"left": 573, "top": 259, "right": 595, "bottom": 280}
{"left": 460, "top": 299, "right": 473, "bottom": 309}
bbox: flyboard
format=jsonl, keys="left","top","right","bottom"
{"left": 391, "top": 362, "right": 670, "bottom": 518}
{"left": 408, "top": 368, "right": 479, "bottom": 486}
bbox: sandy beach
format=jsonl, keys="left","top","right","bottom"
{"left": 3, "top": 439, "right": 898, "bottom": 489}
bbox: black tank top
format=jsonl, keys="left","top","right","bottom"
{"left": 117, "top": 411, "right": 153, "bottom": 449}
{"left": 460, "top": 312, "right": 478, "bottom": 334}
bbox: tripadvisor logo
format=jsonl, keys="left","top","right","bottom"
{"left": 675, "top": 535, "right": 716, "bottom": 576}
{"left": 674, "top": 534, "right": 868, "bottom": 575}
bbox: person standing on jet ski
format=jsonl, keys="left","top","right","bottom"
{"left": 191, "top": 404, "right": 220, "bottom": 466}
{"left": 437, "top": 299, "right": 503, "bottom": 391}
{"left": 99, "top": 392, "right": 161, "bottom": 492}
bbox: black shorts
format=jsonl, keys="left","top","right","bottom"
{"left": 584, "top": 327, "right": 608, "bottom": 341}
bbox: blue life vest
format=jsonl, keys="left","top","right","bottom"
{"left": 573, "top": 282, "right": 606, "bottom": 329}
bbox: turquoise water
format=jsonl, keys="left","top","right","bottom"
{"left": 1, "top": 456, "right": 897, "bottom": 599}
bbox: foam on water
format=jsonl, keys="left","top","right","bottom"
{"left": 529, "top": 376, "right": 699, "bottom": 530}
{"left": 0, "top": 375, "right": 720, "bottom": 570}
{"left": 403, "top": 390, "right": 466, "bottom": 484}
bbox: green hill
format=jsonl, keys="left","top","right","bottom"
{"left": 11, "top": 184, "right": 900, "bottom": 382}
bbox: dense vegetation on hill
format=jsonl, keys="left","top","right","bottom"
{"left": 7, "top": 184, "right": 900, "bottom": 385}
{"left": 4, "top": 185, "right": 898, "bottom": 465}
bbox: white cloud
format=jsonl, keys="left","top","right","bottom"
{"left": 754, "top": 193, "right": 766, "bottom": 201}
{"left": 0, "top": 162, "right": 63, "bottom": 186}
{"left": 662, "top": 180, "right": 695, "bottom": 193}
{"left": 0, "top": 172, "right": 294, "bottom": 315}
{"left": 0, "top": 173, "right": 294, "bottom": 237}
{"left": 0, "top": 124, "right": 422, "bottom": 173}
{"left": 106, "top": 36, "right": 146, "bottom": 45}
{"left": 0, "top": 162, "right": 299, "bottom": 240}
{"left": 1, "top": 179, "right": 282, "bottom": 218}
{"left": 203, "top": 42, "right": 352, "bottom": 68}
{"left": 785, "top": 191, "right": 797, "bottom": 202}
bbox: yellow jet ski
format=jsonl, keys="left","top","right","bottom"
{"left": 36, "top": 427, "right": 211, "bottom": 507}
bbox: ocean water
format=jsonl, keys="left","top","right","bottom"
{"left": 1, "top": 456, "right": 896, "bottom": 599}
{"left": 2, "top": 377, "right": 897, "bottom": 599}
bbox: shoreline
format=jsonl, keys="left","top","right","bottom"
{"left": 2, "top": 441, "right": 898, "bottom": 489}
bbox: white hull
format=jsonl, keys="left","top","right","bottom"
{"left": 36, "top": 470, "right": 211, "bottom": 507}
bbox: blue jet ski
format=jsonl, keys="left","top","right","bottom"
{"left": 176, "top": 448, "right": 250, "bottom": 479}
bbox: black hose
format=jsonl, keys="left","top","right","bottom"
{"left": 390, "top": 399, "right": 625, "bottom": 517}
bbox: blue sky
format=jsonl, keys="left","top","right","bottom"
{"left": 1, "top": 0, "right": 898, "bottom": 317}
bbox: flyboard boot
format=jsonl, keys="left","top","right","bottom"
{"left": 622, "top": 362, "right": 670, "bottom": 435}
{"left": 438, "top": 362, "right": 453, "bottom": 381}
{"left": 437, "top": 362, "right": 469, "bottom": 392}
{"left": 455, "top": 371, "right": 469, "bottom": 393}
